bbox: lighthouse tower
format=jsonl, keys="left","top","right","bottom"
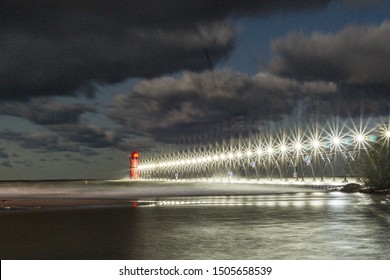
{"left": 129, "top": 151, "right": 140, "bottom": 179}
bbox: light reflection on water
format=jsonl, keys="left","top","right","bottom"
{"left": 133, "top": 191, "right": 366, "bottom": 208}
{"left": 126, "top": 192, "right": 389, "bottom": 260}
{"left": 0, "top": 183, "right": 389, "bottom": 260}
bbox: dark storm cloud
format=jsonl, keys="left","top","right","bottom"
{"left": 0, "top": 0, "right": 332, "bottom": 100}
{"left": 108, "top": 70, "right": 338, "bottom": 141}
{"left": 0, "top": 148, "right": 9, "bottom": 159}
{"left": 0, "top": 99, "right": 96, "bottom": 125}
{"left": 0, "top": 97, "right": 119, "bottom": 149}
{"left": 1, "top": 161, "right": 13, "bottom": 168}
{"left": 0, "top": 129, "right": 105, "bottom": 156}
{"left": 0, "top": 130, "right": 79, "bottom": 152}
{"left": 267, "top": 21, "right": 390, "bottom": 118}
{"left": 268, "top": 21, "right": 390, "bottom": 88}
{"left": 47, "top": 122, "right": 118, "bottom": 149}
{"left": 20, "top": 133, "right": 78, "bottom": 152}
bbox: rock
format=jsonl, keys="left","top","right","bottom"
{"left": 339, "top": 183, "right": 364, "bottom": 193}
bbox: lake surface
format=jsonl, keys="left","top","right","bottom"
{"left": 0, "top": 180, "right": 389, "bottom": 259}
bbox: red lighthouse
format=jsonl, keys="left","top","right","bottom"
{"left": 129, "top": 151, "right": 140, "bottom": 179}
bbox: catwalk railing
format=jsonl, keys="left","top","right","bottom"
{"left": 138, "top": 120, "right": 390, "bottom": 182}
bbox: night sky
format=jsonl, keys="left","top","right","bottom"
{"left": 0, "top": 0, "right": 389, "bottom": 180}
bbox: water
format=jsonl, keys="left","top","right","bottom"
{"left": 0, "top": 180, "right": 389, "bottom": 259}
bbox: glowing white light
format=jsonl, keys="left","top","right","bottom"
{"left": 267, "top": 147, "right": 274, "bottom": 154}
{"left": 228, "top": 152, "right": 234, "bottom": 159}
{"left": 356, "top": 134, "right": 365, "bottom": 142}
{"left": 213, "top": 155, "right": 219, "bottom": 161}
{"left": 312, "top": 140, "right": 320, "bottom": 149}
{"left": 385, "top": 131, "right": 390, "bottom": 138}
{"left": 246, "top": 150, "right": 252, "bottom": 157}
{"left": 256, "top": 148, "right": 263, "bottom": 155}
{"left": 280, "top": 144, "right": 287, "bottom": 152}
{"left": 220, "top": 154, "right": 226, "bottom": 160}
{"left": 295, "top": 142, "right": 302, "bottom": 151}
{"left": 236, "top": 151, "right": 243, "bottom": 158}
{"left": 332, "top": 137, "right": 341, "bottom": 145}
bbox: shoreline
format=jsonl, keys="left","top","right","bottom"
{"left": 0, "top": 178, "right": 371, "bottom": 211}
{"left": 0, "top": 198, "right": 134, "bottom": 210}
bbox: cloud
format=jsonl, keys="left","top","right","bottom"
{"left": 0, "top": 98, "right": 119, "bottom": 150}
{"left": 0, "top": 130, "right": 79, "bottom": 152}
{"left": 1, "top": 125, "right": 118, "bottom": 154}
{"left": 266, "top": 21, "right": 390, "bottom": 119}
{"left": 108, "top": 70, "right": 339, "bottom": 142}
{"left": 0, "top": 148, "right": 9, "bottom": 159}
{"left": 3, "top": 1, "right": 386, "bottom": 155}
{"left": 268, "top": 21, "right": 390, "bottom": 88}
{"left": 4, "top": 19, "right": 388, "bottom": 152}
{"left": 47, "top": 122, "right": 118, "bottom": 149}
{"left": 0, "top": 99, "right": 96, "bottom": 125}
{"left": 109, "top": 59, "right": 389, "bottom": 146}
{"left": 0, "top": 0, "right": 333, "bottom": 100}
{"left": 1, "top": 161, "right": 13, "bottom": 168}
